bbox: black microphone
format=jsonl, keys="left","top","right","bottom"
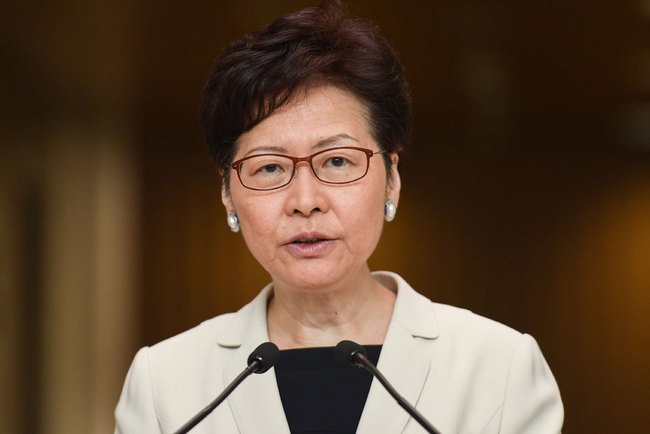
{"left": 335, "top": 340, "right": 442, "bottom": 434}
{"left": 173, "top": 342, "right": 280, "bottom": 434}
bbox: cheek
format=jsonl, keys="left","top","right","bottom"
{"left": 236, "top": 199, "right": 281, "bottom": 258}
{"left": 341, "top": 186, "right": 386, "bottom": 249}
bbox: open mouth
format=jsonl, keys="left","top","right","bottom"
{"left": 284, "top": 233, "right": 334, "bottom": 255}
{"left": 292, "top": 238, "right": 327, "bottom": 244}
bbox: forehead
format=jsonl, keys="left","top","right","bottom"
{"left": 236, "top": 85, "right": 373, "bottom": 157}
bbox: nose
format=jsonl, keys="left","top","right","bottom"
{"left": 284, "top": 162, "right": 329, "bottom": 217}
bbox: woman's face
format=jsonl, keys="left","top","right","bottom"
{"left": 223, "top": 85, "right": 400, "bottom": 291}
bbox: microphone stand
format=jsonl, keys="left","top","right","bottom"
{"left": 335, "top": 340, "right": 442, "bottom": 434}
{"left": 172, "top": 342, "right": 279, "bottom": 434}
{"left": 173, "top": 362, "right": 260, "bottom": 434}
{"left": 356, "top": 355, "right": 441, "bottom": 434}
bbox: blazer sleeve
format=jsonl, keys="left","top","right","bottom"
{"left": 499, "top": 334, "right": 564, "bottom": 433}
{"left": 114, "top": 347, "right": 163, "bottom": 434}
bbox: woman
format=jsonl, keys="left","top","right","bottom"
{"left": 115, "top": 2, "right": 563, "bottom": 433}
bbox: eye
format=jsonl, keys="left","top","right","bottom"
{"left": 244, "top": 156, "right": 290, "bottom": 178}
{"left": 327, "top": 156, "right": 348, "bottom": 168}
{"left": 255, "top": 164, "right": 284, "bottom": 175}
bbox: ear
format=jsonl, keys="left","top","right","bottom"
{"left": 386, "top": 152, "right": 401, "bottom": 206}
{"left": 221, "top": 180, "right": 233, "bottom": 212}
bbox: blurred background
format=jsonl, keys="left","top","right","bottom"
{"left": 1, "top": 0, "right": 649, "bottom": 432}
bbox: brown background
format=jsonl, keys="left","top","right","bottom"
{"left": 2, "top": 1, "right": 650, "bottom": 432}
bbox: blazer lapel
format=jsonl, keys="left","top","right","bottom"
{"left": 218, "top": 286, "right": 291, "bottom": 434}
{"left": 223, "top": 340, "right": 290, "bottom": 434}
{"left": 356, "top": 272, "right": 439, "bottom": 434}
{"left": 356, "top": 322, "right": 431, "bottom": 434}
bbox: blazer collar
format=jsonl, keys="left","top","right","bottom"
{"left": 214, "top": 272, "right": 440, "bottom": 346}
{"left": 374, "top": 271, "right": 440, "bottom": 340}
{"left": 215, "top": 283, "right": 273, "bottom": 348}
{"left": 213, "top": 272, "right": 440, "bottom": 434}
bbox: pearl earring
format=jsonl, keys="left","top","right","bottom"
{"left": 384, "top": 199, "right": 397, "bottom": 222}
{"left": 226, "top": 210, "right": 240, "bottom": 232}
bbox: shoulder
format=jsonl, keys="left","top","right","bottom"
{"left": 422, "top": 304, "right": 564, "bottom": 432}
{"left": 431, "top": 302, "right": 523, "bottom": 350}
{"left": 147, "top": 312, "right": 237, "bottom": 361}
{"left": 114, "top": 298, "right": 268, "bottom": 434}
{"left": 146, "top": 283, "right": 272, "bottom": 362}
{"left": 382, "top": 270, "right": 523, "bottom": 349}
{"left": 426, "top": 302, "right": 553, "bottom": 395}
{"left": 398, "top": 278, "right": 545, "bottom": 385}
{"left": 383, "top": 272, "right": 563, "bottom": 433}
{"left": 116, "top": 312, "right": 237, "bottom": 408}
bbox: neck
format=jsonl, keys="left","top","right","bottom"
{"left": 267, "top": 268, "right": 396, "bottom": 350}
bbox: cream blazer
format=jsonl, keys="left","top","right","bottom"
{"left": 115, "top": 272, "right": 563, "bottom": 433}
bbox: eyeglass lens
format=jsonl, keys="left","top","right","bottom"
{"left": 237, "top": 147, "right": 371, "bottom": 190}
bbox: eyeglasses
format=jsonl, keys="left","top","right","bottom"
{"left": 231, "top": 146, "right": 385, "bottom": 191}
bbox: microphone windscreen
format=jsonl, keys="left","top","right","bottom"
{"left": 335, "top": 340, "right": 368, "bottom": 367}
{"left": 248, "top": 342, "right": 280, "bottom": 373}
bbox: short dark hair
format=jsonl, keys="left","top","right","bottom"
{"left": 200, "top": 1, "right": 411, "bottom": 188}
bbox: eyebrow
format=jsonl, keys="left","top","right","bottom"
{"left": 243, "top": 145, "right": 288, "bottom": 156}
{"left": 243, "top": 133, "right": 360, "bottom": 157}
{"left": 314, "top": 133, "right": 360, "bottom": 149}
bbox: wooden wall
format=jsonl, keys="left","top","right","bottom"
{"left": 2, "top": 1, "right": 649, "bottom": 432}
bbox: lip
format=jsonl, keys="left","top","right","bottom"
{"left": 282, "top": 231, "right": 336, "bottom": 257}
{"left": 283, "top": 231, "right": 332, "bottom": 244}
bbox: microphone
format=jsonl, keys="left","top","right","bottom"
{"left": 247, "top": 341, "right": 279, "bottom": 373}
{"left": 173, "top": 342, "right": 280, "bottom": 434}
{"left": 335, "top": 340, "right": 442, "bottom": 434}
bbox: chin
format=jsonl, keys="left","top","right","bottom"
{"left": 276, "top": 263, "right": 352, "bottom": 291}
{"left": 286, "top": 272, "right": 340, "bottom": 291}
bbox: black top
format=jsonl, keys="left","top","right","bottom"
{"left": 275, "top": 345, "right": 382, "bottom": 434}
